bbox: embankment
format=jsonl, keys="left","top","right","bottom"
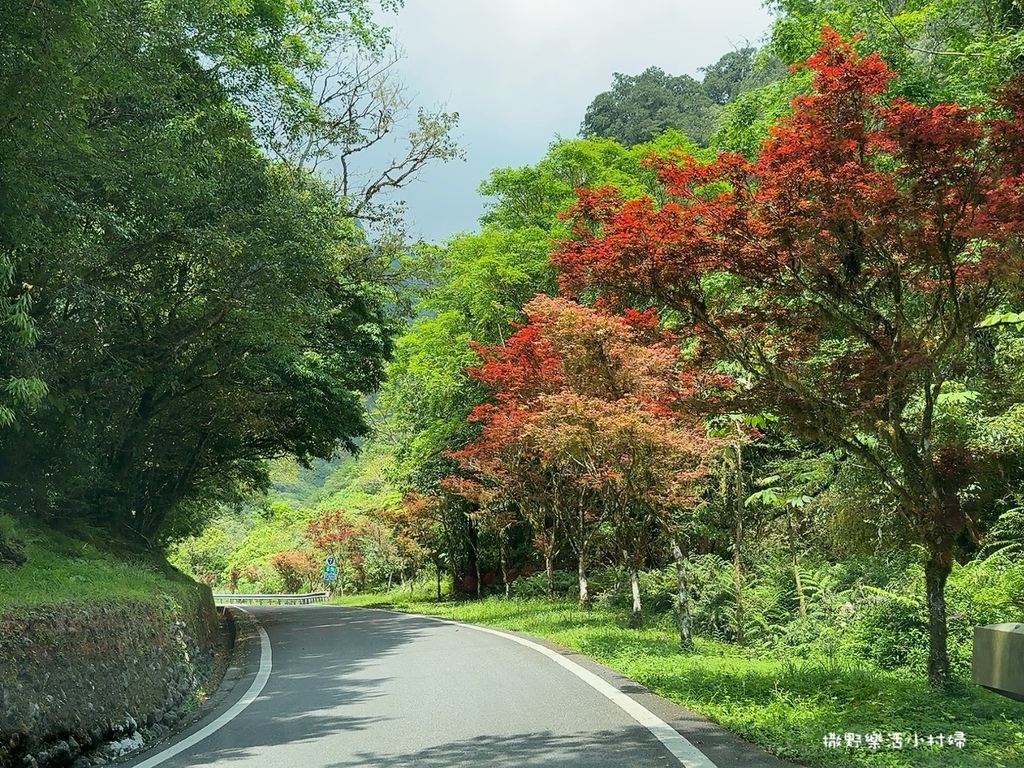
{"left": 0, "top": 581, "right": 222, "bottom": 768}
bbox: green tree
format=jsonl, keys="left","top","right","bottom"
{"left": 0, "top": 0, "right": 431, "bottom": 546}
{"left": 716, "top": 1, "right": 1024, "bottom": 158}
{"left": 700, "top": 47, "right": 786, "bottom": 106}
{"left": 377, "top": 134, "right": 705, "bottom": 587}
{"left": 581, "top": 67, "right": 717, "bottom": 147}
{"left": 768, "top": 0, "right": 1024, "bottom": 104}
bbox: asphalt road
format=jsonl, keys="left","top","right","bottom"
{"left": 123, "top": 605, "right": 799, "bottom": 768}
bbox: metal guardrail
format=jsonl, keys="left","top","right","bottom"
{"left": 213, "top": 591, "right": 330, "bottom": 605}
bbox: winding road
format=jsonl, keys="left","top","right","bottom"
{"left": 123, "top": 606, "right": 797, "bottom": 767}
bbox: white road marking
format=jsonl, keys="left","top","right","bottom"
{"left": 129, "top": 609, "right": 272, "bottom": 768}
{"left": 422, "top": 614, "right": 719, "bottom": 768}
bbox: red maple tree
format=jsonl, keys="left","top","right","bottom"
{"left": 394, "top": 491, "right": 458, "bottom": 598}
{"left": 448, "top": 295, "right": 716, "bottom": 626}
{"left": 553, "top": 28, "right": 1024, "bottom": 685}
{"left": 305, "top": 509, "right": 360, "bottom": 591}
{"left": 270, "top": 550, "right": 319, "bottom": 593}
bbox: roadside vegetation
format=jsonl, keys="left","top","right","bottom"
{"left": 0, "top": 0, "right": 456, "bottom": 554}
{"left": 172, "top": 9, "right": 1024, "bottom": 763}
{"left": 0, "top": 513, "right": 199, "bottom": 609}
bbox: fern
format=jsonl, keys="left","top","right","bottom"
{"left": 860, "top": 583, "right": 925, "bottom": 610}
{"left": 980, "top": 507, "right": 1024, "bottom": 558}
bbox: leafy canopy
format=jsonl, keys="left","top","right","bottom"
{"left": 555, "top": 27, "right": 1024, "bottom": 686}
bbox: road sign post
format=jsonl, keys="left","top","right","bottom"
{"left": 323, "top": 556, "right": 339, "bottom": 591}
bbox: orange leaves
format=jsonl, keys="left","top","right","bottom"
{"left": 445, "top": 296, "right": 714, "bottom": 531}
{"left": 556, "top": 193, "right": 705, "bottom": 303}
{"left": 556, "top": 23, "right": 1024, "bottom": 314}
{"left": 305, "top": 509, "right": 358, "bottom": 553}
{"left": 471, "top": 295, "right": 679, "bottom": 406}
{"left": 539, "top": 33, "right": 1024, "bottom": 596}
{"left": 270, "top": 550, "right": 320, "bottom": 593}
{"left": 552, "top": 26, "right": 1024, "bottom": 443}
{"left": 803, "top": 27, "right": 893, "bottom": 99}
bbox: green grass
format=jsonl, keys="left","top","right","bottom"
{"left": 334, "top": 591, "right": 1024, "bottom": 768}
{"left": 0, "top": 513, "right": 193, "bottom": 609}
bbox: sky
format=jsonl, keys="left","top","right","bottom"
{"left": 370, "top": 0, "right": 777, "bottom": 243}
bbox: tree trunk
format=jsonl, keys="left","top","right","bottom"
{"left": 670, "top": 537, "right": 692, "bottom": 649}
{"left": 628, "top": 562, "right": 642, "bottom": 628}
{"left": 435, "top": 560, "right": 442, "bottom": 599}
{"left": 475, "top": 554, "right": 482, "bottom": 598}
{"left": 925, "top": 550, "right": 952, "bottom": 688}
{"left": 574, "top": 494, "right": 591, "bottom": 607}
{"left": 545, "top": 552, "right": 555, "bottom": 601}
{"left": 788, "top": 511, "right": 807, "bottom": 618}
{"left": 577, "top": 551, "right": 589, "bottom": 606}
{"left": 468, "top": 519, "right": 482, "bottom": 598}
{"left": 500, "top": 537, "right": 509, "bottom": 600}
{"left": 733, "top": 442, "right": 745, "bottom": 646}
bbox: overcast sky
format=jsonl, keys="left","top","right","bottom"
{"left": 371, "top": 0, "right": 777, "bottom": 243}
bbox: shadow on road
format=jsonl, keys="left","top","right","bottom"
{"left": 168, "top": 606, "right": 443, "bottom": 765}
{"left": 326, "top": 728, "right": 677, "bottom": 767}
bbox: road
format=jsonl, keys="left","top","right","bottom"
{"left": 124, "top": 605, "right": 798, "bottom": 768}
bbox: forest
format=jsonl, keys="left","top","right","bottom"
{"left": 4, "top": 1, "right": 1024, "bottom": 765}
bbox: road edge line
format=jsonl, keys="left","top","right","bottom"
{"left": 129, "top": 607, "right": 273, "bottom": 768}
{"left": 397, "top": 609, "right": 718, "bottom": 768}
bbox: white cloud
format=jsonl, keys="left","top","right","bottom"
{"left": 371, "top": 0, "right": 776, "bottom": 240}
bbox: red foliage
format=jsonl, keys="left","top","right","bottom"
{"left": 373, "top": 502, "right": 435, "bottom": 565}
{"left": 446, "top": 296, "right": 717, "bottom": 543}
{"left": 270, "top": 550, "right": 318, "bottom": 593}
{"left": 553, "top": 27, "right": 1024, "bottom": 439}
{"left": 305, "top": 509, "right": 358, "bottom": 553}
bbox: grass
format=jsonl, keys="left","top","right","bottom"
{"left": 0, "top": 513, "right": 194, "bottom": 609}
{"left": 333, "top": 590, "right": 1024, "bottom": 768}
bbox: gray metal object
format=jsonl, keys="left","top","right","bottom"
{"left": 972, "top": 623, "right": 1024, "bottom": 701}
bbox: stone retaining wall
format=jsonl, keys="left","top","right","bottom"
{"left": 0, "top": 582, "right": 220, "bottom": 768}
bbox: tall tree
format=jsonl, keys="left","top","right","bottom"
{"left": 451, "top": 296, "right": 712, "bottom": 622}
{"left": 445, "top": 320, "right": 566, "bottom": 599}
{"left": 0, "top": 0, "right": 436, "bottom": 545}
{"left": 375, "top": 135, "right": 683, "bottom": 582}
{"left": 581, "top": 67, "right": 717, "bottom": 147}
{"left": 554, "top": 29, "right": 1024, "bottom": 686}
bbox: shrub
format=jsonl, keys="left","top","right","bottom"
{"left": 0, "top": 530, "right": 27, "bottom": 567}
{"left": 509, "top": 569, "right": 579, "bottom": 599}
{"left": 686, "top": 554, "right": 738, "bottom": 642}
{"left": 270, "top": 550, "right": 319, "bottom": 593}
{"left": 850, "top": 583, "right": 928, "bottom": 671}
